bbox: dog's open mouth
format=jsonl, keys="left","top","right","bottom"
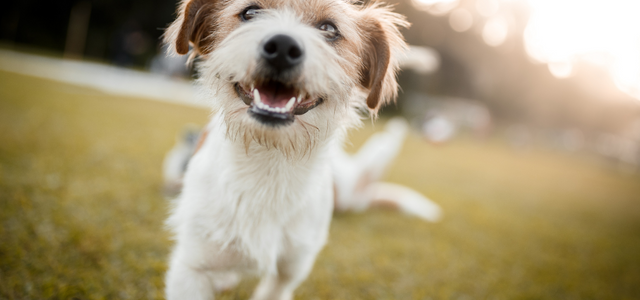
{"left": 235, "top": 82, "right": 323, "bottom": 126}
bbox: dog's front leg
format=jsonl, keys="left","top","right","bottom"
{"left": 165, "top": 240, "right": 241, "bottom": 300}
{"left": 165, "top": 256, "right": 216, "bottom": 300}
{"left": 251, "top": 245, "right": 321, "bottom": 300}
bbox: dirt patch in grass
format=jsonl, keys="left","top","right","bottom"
{"left": 1, "top": 70, "right": 639, "bottom": 299}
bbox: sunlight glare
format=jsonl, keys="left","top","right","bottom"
{"left": 523, "top": 0, "right": 640, "bottom": 98}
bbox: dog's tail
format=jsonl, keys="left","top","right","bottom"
{"left": 333, "top": 117, "right": 442, "bottom": 222}
{"left": 365, "top": 182, "right": 442, "bottom": 222}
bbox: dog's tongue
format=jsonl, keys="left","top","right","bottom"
{"left": 257, "top": 82, "right": 297, "bottom": 108}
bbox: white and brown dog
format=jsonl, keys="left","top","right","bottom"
{"left": 163, "top": 1, "right": 441, "bottom": 299}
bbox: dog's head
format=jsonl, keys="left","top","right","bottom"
{"left": 165, "top": 0, "right": 407, "bottom": 156}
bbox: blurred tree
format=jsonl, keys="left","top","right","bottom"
{"left": 0, "top": 0, "right": 177, "bottom": 66}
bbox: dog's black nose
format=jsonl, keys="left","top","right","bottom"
{"left": 261, "top": 34, "right": 304, "bottom": 71}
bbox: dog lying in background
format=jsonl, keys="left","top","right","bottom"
{"left": 162, "top": 0, "right": 441, "bottom": 299}
{"left": 331, "top": 117, "right": 441, "bottom": 221}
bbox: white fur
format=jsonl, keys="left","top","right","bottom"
{"left": 166, "top": 116, "right": 335, "bottom": 300}
{"left": 164, "top": 4, "right": 440, "bottom": 300}
{"left": 202, "top": 10, "right": 353, "bottom": 100}
{"left": 195, "top": 9, "right": 363, "bottom": 159}
{"left": 166, "top": 9, "right": 361, "bottom": 300}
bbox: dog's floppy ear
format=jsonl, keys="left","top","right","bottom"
{"left": 358, "top": 5, "right": 408, "bottom": 111}
{"left": 165, "top": 0, "right": 218, "bottom": 55}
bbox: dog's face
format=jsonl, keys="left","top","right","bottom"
{"left": 166, "top": 0, "right": 407, "bottom": 156}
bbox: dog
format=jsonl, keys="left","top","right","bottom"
{"left": 331, "top": 117, "right": 442, "bottom": 221}
{"left": 163, "top": 1, "right": 439, "bottom": 299}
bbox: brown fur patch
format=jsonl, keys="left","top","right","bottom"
{"left": 177, "top": 0, "right": 219, "bottom": 55}
{"left": 357, "top": 4, "right": 408, "bottom": 111}
{"left": 360, "top": 19, "right": 390, "bottom": 109}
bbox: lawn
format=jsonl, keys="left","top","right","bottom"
{"left": 1, "top": 70, "right": 639, "bottom": 299}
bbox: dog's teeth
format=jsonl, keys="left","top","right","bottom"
{"left": 250, "top": 84, "right": 254, "bottom": 91}
{"left": 285, "top": 97, "right": 296, "bottom": 111}
{"left": 254, "top": 89, "right": 262, "bottom": 104}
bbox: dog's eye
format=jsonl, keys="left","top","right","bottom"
{"left": 240, "top": 6, "right": 261, "bottom": 21}
{"left": 318, "top": 22, "right": 340, "bottom": 41}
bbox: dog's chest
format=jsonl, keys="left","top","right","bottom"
{"left": 178, "top": 130, "right": 333, "bottom": 272}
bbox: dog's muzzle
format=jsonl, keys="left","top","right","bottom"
{"left": 234, "top": 34, "right": 324, "bottom": 127}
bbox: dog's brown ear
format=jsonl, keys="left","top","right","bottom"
{"left": 358, "top": 5, "right": 408, "bottom": 111}
{"left": 165, "top": 0, "right": 218, "bottom": 55}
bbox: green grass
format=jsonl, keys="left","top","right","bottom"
{"left": 1, "top": 70, "right": 639, "bottom": 299}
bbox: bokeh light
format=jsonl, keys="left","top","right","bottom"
{"left": 482, "top": 16, "right": 509, "bottom": 47}
{"left": 449, "top": 8, "right": 474, "bottom": 32}
{"left": 548, "top": 61, "right": 573, "bottom": 79}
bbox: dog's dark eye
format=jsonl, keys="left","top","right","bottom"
{"left": 240, "top": 5, "right": 261, "bottom": 21}
{"left": 319, "top": 21, "right": 340, "bottom": 41}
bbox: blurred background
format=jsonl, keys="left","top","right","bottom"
{"left": 3, "top": 0, "right": 640, "bottom": 167}
{"left": 1, "top": 0, "right": 640, "bottom": 299}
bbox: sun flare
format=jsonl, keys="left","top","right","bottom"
{"left": 412, "top": 0, "right": 640, "bottom": 101}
